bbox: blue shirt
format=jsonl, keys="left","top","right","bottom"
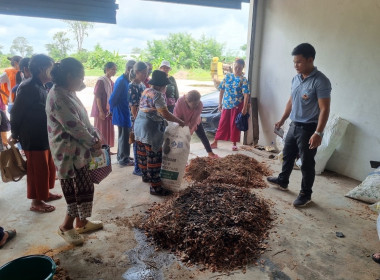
{"left": 109, "top": 74, "right": 132, "bottom": 128}
{"left": 218, "top": 73, "right": 250, "bottom": 109}
{"left": 289, "top": 67, "right": 331, "bottom": 123}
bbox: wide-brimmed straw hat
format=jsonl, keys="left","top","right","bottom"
{"left": 148, "top": 70, "right": 171, "bottom": 86}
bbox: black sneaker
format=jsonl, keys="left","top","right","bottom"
{"left": 293, "top": 192, "right": 311, "bottom": 207}
{"left": 267, "top": 176, "right": 288, "bottom": 191}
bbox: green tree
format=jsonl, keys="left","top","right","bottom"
{"left": 86, "top": 44, "right": 126, "bottom": 71}
{"left": 193, "top": 35, "right": 224, "bottom": 69}
{"left": 10, "top": 37, "right": 33, "bottom": 57}
{"left": 64, "top": 21, "right": 94, "bottom": 52}
{"left": 45, "top": 31, "right": 72, "bottom": 61}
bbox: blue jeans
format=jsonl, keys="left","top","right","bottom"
{"left": 278, "top": 122, "right": 318, "bottom": 197}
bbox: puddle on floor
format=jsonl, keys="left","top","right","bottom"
{"left": 123, "top": 228, "right": 177, "bottom": 280}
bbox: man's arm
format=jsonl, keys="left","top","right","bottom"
{"left": 309, "top": 97, "right": 330, "bottom": 149}
{"left": 275, "top": 96, "right": 293, "bottom": 128}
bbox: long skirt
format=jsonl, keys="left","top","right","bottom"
{"left": 60, "top": 165, "right": 94, "bottom": 220}
{"left": 214, "top": 102, "right": 243, "bottom": 143}
{"left": 24, "top": 150, "right": 56, "bottom": 201}
{"left": 94, "top": 116, "right": 115, "bottom": 147}
{"left": 136, "top": 141, "right": 162, "bottom": 189}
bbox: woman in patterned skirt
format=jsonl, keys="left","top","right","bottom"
{"left": 47, "top": 58, "right": 103, "bottom": 245}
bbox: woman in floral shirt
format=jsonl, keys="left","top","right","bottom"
{"left": 47, "top": 58, "right": 103, "bottom": 246}
{"left": 210, "top": 59, "right": 250, "bottom": 151}
{"left": 134, "top": 70, "right": 184, "bottom": 196}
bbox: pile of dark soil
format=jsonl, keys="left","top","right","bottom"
{"left": 141, "top": 183, "right": 272, "bottom": 272}
{"left": 185, "top": 154, "right": 271, "bottom": 189}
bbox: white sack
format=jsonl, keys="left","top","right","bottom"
{"left": 346, "top": 167, "right": 380, "bottom": 203}
{"left": 296, "top": 114, "right": 349, "bottom": 174}
{"left": 160, "top": 122, "right": 191, "bottom": 192}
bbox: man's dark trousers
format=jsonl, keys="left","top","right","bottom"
{"left": 278, "top": 122, "right": 318, "bottom": 197}
{"left": 117, "top": 126, "right": 131, "bottom": 165}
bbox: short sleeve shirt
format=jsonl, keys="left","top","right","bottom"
{"left": 218, "top": 73, "right": 250, "bottom": 109}
{"left": 139, "top": 88, "right": 166, "bottom": 112}
{"left": 289, "top": 67, "right": 332, "bottom": 123}
{"left": 129, "top": 82, "right": 146, "bottom": 107}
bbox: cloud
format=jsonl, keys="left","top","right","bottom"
{"left": 0, "top": 1, "right": 249, "bottom": 55}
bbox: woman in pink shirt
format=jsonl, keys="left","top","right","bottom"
{"left": 174, "top": 90, "right": 218, "bottom": 158}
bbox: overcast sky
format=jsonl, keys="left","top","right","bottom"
{"left": 0, "top": 1, "right": 250, "bottom": 56}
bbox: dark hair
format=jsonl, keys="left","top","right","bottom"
{"left": 29, "top": 54, "right": 54, "bottom": 77}
{"left": 235, "top": 58, "right": 245, "bottom": 67}
{"left": 19, "top": 57, "right": 30, "bottom": 73}
{"left": 130, "top": 61, "right": 147, "bottom": 80}
{"left": 104, "top": 62, "right": 116, "bottom": 74}
{"left": 51, "top": 57, "right": 84, "bottom": 87}
{"left": 186, "top": 90, "right": 201, "bottom": 103}
{"left": 15, "top": 71, "right": 22, "bottom": 84}
{"left": 8, "top": 56, "right": 22, "bottom": 67}
{"left": 291, "top": 43, "right": 316, "bottom": 59}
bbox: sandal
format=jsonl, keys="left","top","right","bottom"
{"left": 232, "top": 145, "right": 238, "bottom": 151}
{"left": 0, "top": 229, "right": 16, "bottom": 249}
{"left": 150, "top": 186, "right": 172, "bottom": 196}
{"left": 45, "top": 193, "right": 62, "bottom": 202}
{"left": 58, "top": 228, "right": 84, "bottom": 246}
{"left": 30, "top": 204, "right": 55, "bottom": 213}
{"left": 372, "top": 253, "right": 380, "bottom": 264}
{"left": 76, "top": 220, "right": 103, "bottom": 234}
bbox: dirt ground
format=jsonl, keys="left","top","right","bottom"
{"left": 1, "top": 140, "right": 380, "bottom": 280}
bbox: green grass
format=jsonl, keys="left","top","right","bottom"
{"left": 187, "top": 68, "right": 212, "bottom": 81}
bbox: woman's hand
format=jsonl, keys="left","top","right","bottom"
{"left": 92, "top": 140, "right": 102, "bottom": 151}
{"left": 7, "top": 136, "right": 18, "bottom": 143}
{"left": 218, "top": 104, "right": 222, "bottom": 112}
{"left": 99, "top": 111, "right": 106, "bottom": 120}
{"left": 241, "top": 106, "right": 248, "bottom": 116}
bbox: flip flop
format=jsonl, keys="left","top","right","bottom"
{"left": 232, "top": 145, "right": 238, "bottom": 151}
{"left": 58, "top": 228, "right": 84, "bottom": 246}
{"left": 45, "top": 194, "right": 63, "bottom": 202}
{"left": 372, "top": 253, "right": 380, "bottom": 264}
{"left": 30, "top": 204, "right": 55, "bottom": 213}
{"left": 0, "top": 230, "right": 16, "bottom": 249}
{"left": 76, "top": 221, "right": 103, "bottom": 234}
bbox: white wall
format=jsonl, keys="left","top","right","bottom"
{"left": 253, "top": 0, "right": 380, "bottom": 181}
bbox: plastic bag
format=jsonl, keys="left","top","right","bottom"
{"left": 160, "top": 122, "right": 191, "bottom": 192}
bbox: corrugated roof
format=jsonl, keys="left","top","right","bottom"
{"left": 143, "top": 0, "right": 249, "bottom": 9}
{"left": 0, "top": 0, "right": 118, "bottom": 23}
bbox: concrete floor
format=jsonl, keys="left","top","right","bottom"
{"left": 1, "top": 141, "right": 379, "bottom": 280}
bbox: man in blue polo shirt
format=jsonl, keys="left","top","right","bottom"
{"left": 267, "top": 43, "right": 331, "bottom": 207}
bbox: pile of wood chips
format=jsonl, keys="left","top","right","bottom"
{"left": 142, "top": 183, "right": 273, "bottom": 272}
{"left": 185, "top": 154, "right": 271, "bottom": 189}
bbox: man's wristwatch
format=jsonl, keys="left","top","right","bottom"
{"left": 314, "top": 131, "right": 323, "bottom": 137}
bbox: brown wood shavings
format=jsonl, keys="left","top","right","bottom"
{"left": 141, "top": 183, "right": 273, "bottom": 272}
{"left": 185, "top": 154, "right": 272, "bottom": 189}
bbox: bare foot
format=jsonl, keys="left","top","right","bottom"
{"left": 30, "top": 201, "right": 55, "bottom": 213}
{"left": 210, "top": 141, "right": 218, "bottom": 149}
{"left": 208, "top": 152, "right": 219, "bottom": 158}
{"left": 0, "top": 229, "right": 16, "bottom": 248}
{"left": 45, "top": 193, "right": 62, "bottom": 202}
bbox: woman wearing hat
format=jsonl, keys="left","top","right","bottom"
{"left": 159, "top": 60, "right": 179, "bottom": 113}
{"left": 134, "top": 70, "right": 185, "bottom": 196}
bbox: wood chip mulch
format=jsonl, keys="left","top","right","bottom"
{"left": 185, "top": 154, "right": 272, "bottom": 189}
{"left": 141, "top": 183, "right": 273, "bottom": 272}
